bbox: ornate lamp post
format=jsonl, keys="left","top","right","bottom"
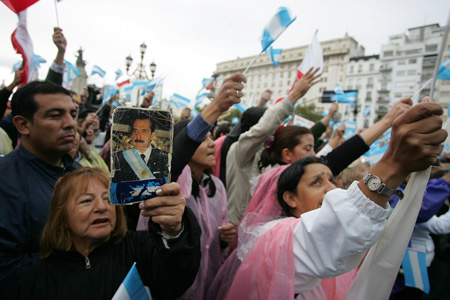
{"left": 125, "top": 42, "right": 156, "bottom": 80}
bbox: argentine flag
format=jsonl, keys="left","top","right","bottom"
{"left": 63, "top": 60, "right": 81, "bottom": 84}
{"left": 91, "top": 65, "right": 106, "bottom": 78}
{"left": 112, "top": 263, "right": 152, "bottom": 300}
{"left": 331, "top": 91, "right": 358, "bottom": 105}
{"left": 115, "top": 69, "right": 123, "bottom": 81}
{"left": 233, "top": 102, "right": 249, "bottom": 113}
{"left": 261, "top": 7, "right": 296, "bottom": 52}
{"left": 266, "top": 46, "right": 282, "bottom": 66}
{"left": 402, "top": 249, "right": 430, "bottom": 293}
{"left": 169, "top": 93, "right": 191, "bottom": 108}
{"left": 437, "top": 55, "right": 450, "bottom": 81}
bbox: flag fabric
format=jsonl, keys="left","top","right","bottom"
{"left": 141, "top": 76, "right": 165, "bottom": 96}
{"left": 232, "top": 116, "right": 239, "bottom": 124}
{"left": 32, "top": 54, "right": 46, "bottom": 72}
{"left": 169, "top": 93, "right": 191, "bottom": 108}
{"left": 202, "top": 77, "right": 215, "bottom": 90}
{"left": 364, "top": 105, "right": 371, "bottom": 118}
{"left": 111, "top": 263, "right": 152, "bottom": 300}
{"left": 195, "top": 93, "right": 210, "bottom": 107}
{"left": 331, "top": 91, "right": 358, "bottom": 104}
{"left": 91, "top": 65, "right": 106, "bottom": 78}
{"left": 12, "top": 60, "right": 22, "bottom": 72}
{"left": 115, "top": 69, "right": 123, "bottom": 81}
{"left": 437, "top": 55, "right": 450, "bottom": 81}
{"left": 233, "top": 102, "right": 249, "bottom": 113}
{"left": 265, "top": 46, "right": 282, "bottom": 67}
{"left": 1, "top": 0, "right": 39, "bottom": 13}
{"left": 402, "top": 249, "right": 430, "bottom": 293}
{"left": 249, "top": 93, "right": 256, "bottom": 107}
{"left": 260, "top": 7, "right": 296, "bottom": 52}
{"left": 63, "top": 60, "right": 81, "bottom": 84}
{"left": 293, "top": 115, "right": 315, "bottom": 128}
{"left": 334, "top": 83, "right": 344, "bottom": 95}
{"left": 11, "top": 11, "right": 36, "bottom": 83}
{"left": 294, "top": 33, "right": 323, "bottom": 81}
{"left": 346, "top": 168, "right": 431, "bottom": 300}
{"left": 102, "top": 85, "right": 118, "bottom": 105}
{"left": 118, "top": 79, "right": 131, "bottom": 87}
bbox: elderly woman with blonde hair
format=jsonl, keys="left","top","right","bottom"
{"left": 7, "top": 167, "right": 201, "bottom": 300}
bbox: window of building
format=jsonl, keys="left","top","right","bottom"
{"left": 350, "top": 66, "right": 354, "bottom": 73}
{"left": 426, "top": 44, "right": 438, "bottom": 52}
{"left": 383, "top": 50, "right": 394, "bottom": 57}
{"left": 366, "top": 91, "right": 371, "bottom": 99}
{"left": 358, "top": 65, "right": 363, "bottom": 73}
{"left": 409, "top": 59, "right": 417, "bottom": 64}
{"left": 369, "top": 64, "right": 374, "bottom": 71}
{"left": 279, "top": 81, "right": 283, "bottom": 87}
{"left": 405, "top": 49, "right": 421, "bottom": 55}
{"left": 397, "top": 70, "right": 405, "bottom": 76}
{"left": 398, "top": 60, "right": 406, "bottom": 65}
{"left": 407, "top": 70, "right": 416, "bottom": 76}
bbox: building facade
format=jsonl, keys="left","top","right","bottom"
{"left": 214, "top": 34, "right": 364, "bottom": 115}
{"left": 378, "top": 24, "right": 449, "bottom": 109}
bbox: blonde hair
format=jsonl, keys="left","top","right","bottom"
{"left": 40, "top": 167, "right": 127, "bottom": 259}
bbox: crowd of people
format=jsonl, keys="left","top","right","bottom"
{"left": 1, "top": 27, "right": 450, "bottom": 300}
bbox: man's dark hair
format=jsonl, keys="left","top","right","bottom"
{"left": 134, "top": 117, "right": 156, "bottom": 133}
{"left": 11, "top": 81, "right": 71, "bottom": 121}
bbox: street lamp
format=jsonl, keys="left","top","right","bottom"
{"left": 125, "top": 42, "right": 156, "bottom": 80}
{"left": 149, "top": 61, "right": 157, "bottom": 79}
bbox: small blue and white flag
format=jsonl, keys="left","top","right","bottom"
{"left": 115, "top": 69, "right": 123, "bottom": 81}
{"left": 334, "top": 83, "right": 344, "bottom": 95}
{"left": 402, "top": 249, "right": 430, "bottom": 293}
{"left": 437, "top": 55, "right": 450, "bottom": 81}
{"left": 32, "top": 54, "right": 46, "bottom": 72}
{"left": 364, "top": 105, "right": 370, "bottom": 118}
{"left": 265, "top": 46, "right": 282, "bottom": 66}
{"left": 202, "top": 77, "right": 215, "bottom": 89}
{"left": 91, "top": 65, "right": 106, "bottom": 78}
{"left": 63, "top": 60, "right": 81, "bottom": 84}
{"left": 365, "top": 143, "right": 389, "bottom": 166}
{"left": 102, "top": 85, "right": 118, "bottom": 105}
{"left": 232, "top": 116, "right": 239, "bottom": 124}
{"left": 261, "top": 7, "right": 296, "bottom": 52}
{"left": 169, "top": 93, "right": 191, "bottom": 108}
{"left": 233, "top": 102, "right": 249, "bottom": 113}
{"left": 195, "top": 93, "right": 210, "bottom": 107}
{"left": 331, "top": 91, "right": 358, "bottom": 105}
{"left": 190, "top": 109, "right": 199, "bottom": 118}
{"left": 141, "top": 76, "right": 165, "bottom": 96}
{"left": 12, "top": 61, "right": 23, "bottom": 72}
{"left": 111, "top": 263, "right": 152, "bottom": 300}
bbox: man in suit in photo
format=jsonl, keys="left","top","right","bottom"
{"left": 112, "top": 118, "right": 168, "bottom": 183}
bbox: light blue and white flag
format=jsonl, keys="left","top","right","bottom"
{"left": 91, "top": 65, "right": 106, "bottom": 78}
{"left": 331, "top": 91, "right": 358, "bottom": 104}
{"left": 115, "top": 69, "right": 123, "bottom": 81}
{"left": 202, "top": 77, "right": 215, "bottom": 89}
{"left": 140, "top": 76, "right": 165, "bottom": 96}
{"left": 402, "top": 249, "right": 430, "bottom": 293}
{"left": 169, "top": 93, "right": 191, "bottom": 108}
{"left": 364, "top": 105, "right": 371, "bottom": 118}
{"left": 32, "top": 54, "right": 46, "bottom": 72}
{"left": 102, "top": 85, "right": 118, "bottom": 105}
{"left": 232, "top": 116, "right": 239, "bottom": 124}
{"left": 233, "top": 102, "right": 249, "bottom": 113}
{"left": 437, "top": 54, "right": 450, "bottom": 81}
{"left": 261, "top": 7, "right": 296, "bottom": 52}
{"left": 190, "top": 109, "right": 199, "bottom": 118}
{"left": 249, "top": 93, "right": 256, "bottom": 107}
{"left": 112, "top": 263, "right": 152, "bottom": 300}
{"left": 334, "top": 83, "right": 344, "bottom": 95}
{"left": 12, "top": 61, "right": 23, "bottom": 72}
{"left": 365, "top": 143, "right": 389, "bottom": 166}
{"left": 63, "top": 60, "right": 81, "bottom": 84}
{"left": 265, "top": 46, "right": 282, "bottom": 66}
{"left": 195, "top": 93, "right": 210, "bottom": 107}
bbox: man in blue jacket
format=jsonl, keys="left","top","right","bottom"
{"left": 0, "top": 81, "right": 80, "bottom": 294}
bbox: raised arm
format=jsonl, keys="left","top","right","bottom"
{"left": 45, "top": 27, "right": 67, "bottom": 85}
{"left": 171, "top": 73, "right": 246, "bottom": 181}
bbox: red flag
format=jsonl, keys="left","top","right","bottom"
{"left": 1, "top": 0, "right": 39, "bottom": 13}
{"left": 11, "top": 11, "right": 36, "bottom": 84}
{"left": 118, "top": 79, "right": 131, "bottom": 87}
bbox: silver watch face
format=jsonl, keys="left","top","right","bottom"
{"left": 367, "top": 176, "right": 381, "bottom": 191}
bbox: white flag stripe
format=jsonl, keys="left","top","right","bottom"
{"left": 409, "top": 251, "right": 424, "bottom": 290}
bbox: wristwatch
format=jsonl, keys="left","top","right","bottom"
{"left": 363, "top": 173, "right": 404, "bottom": 199}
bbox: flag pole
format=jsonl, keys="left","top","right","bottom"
{"left": 54, "top": 0, "right": 60, "bottom": 27}
{"left": 430, "top": 10, "right": 450, "bottom": 101}
{"left": 243, "top": 50, "right": 264, "bottom": 75}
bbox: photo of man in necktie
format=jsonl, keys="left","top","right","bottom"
{"left": 111, "top": 108, "right": 170, "bottom": 184}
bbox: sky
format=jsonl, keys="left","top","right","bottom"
{"left": 0, "top": 0, "right": 449, "bottom": 100}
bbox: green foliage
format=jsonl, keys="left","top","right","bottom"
{"left": 294, "top": 104, "right": 322, "bottom": 122}
{"left": 219, "top": 109, "right": 242, "bottom": 122}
